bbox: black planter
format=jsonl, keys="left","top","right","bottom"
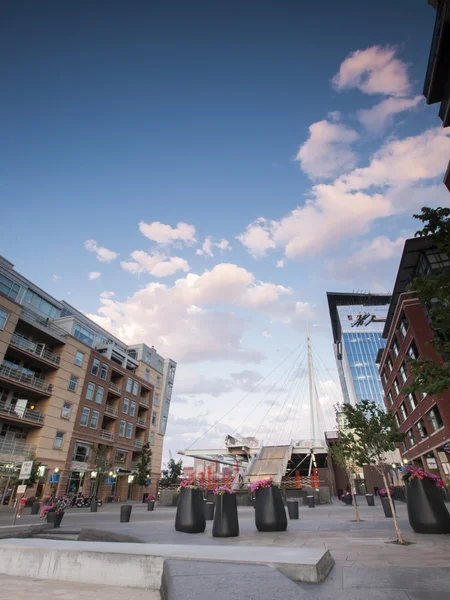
{"left": 365, "top": 494, "right": 375, "bottom": 507}
{"left": 287, "top": 501, "right": 299, "bottom": 519}
{"left": 307, "top": 495, "right": 315, "bottom": 508}
{"left": 213, "top": 494, "right": 239, "bottom": 537}
{"left": 31, "top": 502, "right": 40, "bottom": 515}
{"left": 175, "top": 488, "right": 206, "bottom": 533}
{"left": 147, "top": 500, "right": 155, "bottom": 511}
{"left": 47, "top": 512, "right": 64, "bottom": 528}
{"left": 90, "top": 499, "right": 98, "bottom": 512}
{"left": 120, "top": 504, "right": 132, "bottom": 523}
{"left": 381, "top": 497, "right": 395, "bottom": 518}
{"left": 405, "top": 478, "right": 450, "bottom": 534}
{"left": 205, "top": 502, "right": 214, "bottom": 520}
{"left": 342, "top": 494, "right": 353, "bottom": 505}
{"left": 254, "top": 486, "right": 287, "bottom": 532}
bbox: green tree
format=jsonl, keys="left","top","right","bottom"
{"left": 406, "top": 207, "right": 450, "bottom": 396}
{"left": 91, "top": 444, "right": 111, "bottom": 498}
{"left": 11, "top": 453, "right": 42, "bottom": 489}
{"left": 338, "top": 401, "right": 406, "bottom": 544}
{"left": 134, "top": 445, "right": 152, "bottom": 487}
{"left": 159, "top": 458, "right": 183, "bottom": 489}
{"left": 328, "top": 440, "right": 361, "bottom": 522}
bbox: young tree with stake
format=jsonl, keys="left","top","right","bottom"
{"left": 328, "top": 440, "right": 361, "bottom": 522}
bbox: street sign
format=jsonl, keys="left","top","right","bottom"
{"left": 19, "top": 460, "right": 33, "bottom": 479}
{"left": 17, "top": 485, "right": 26, "bottom": 494}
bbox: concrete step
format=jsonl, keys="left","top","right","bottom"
{"left": 33, "top": 533, "right": 79, "bottom": 541}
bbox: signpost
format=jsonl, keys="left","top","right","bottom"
{"left": 12, "top": 460, "right": 33, "bottom": 525}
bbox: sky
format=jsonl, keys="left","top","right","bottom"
{"left": 1, "top": 1, "right": 450, "bottom": 465}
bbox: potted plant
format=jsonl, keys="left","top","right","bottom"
{"left": 41, "top": 496, "right": 68, "bottom": 528}
{"left": 212, "top": 486, "right": 239, "bottom": 538}
{"left": 403, "top": 466, "right": 450, "bottom": 534}
{"left": 175, "top": 479, "right": 206, "bottom": 533}
{"left": 251, "top": 478, "right": 287, "bottom": 532}
{"left": 379, "top": 488, "right": 395, "bottom": 518}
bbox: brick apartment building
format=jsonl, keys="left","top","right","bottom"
{"left": 0, "top": 255, "right": 176, "bottom": 503}
{"left": 378, "top": 237, "right": 450, "bottom": 482}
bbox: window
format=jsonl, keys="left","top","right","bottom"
{"left": 115, "top": 450, "right": 127, "bottom": 466}
{"left": 95, "top": 386, "right": 104, "bottom": 404}
{"left": 392, "top": 339, "right": 399, "bottom": 359}
{"left": 119, "top": 420, "right": 126, "bottom": 437}
{"left": 399, "top": 403, "right": 408, "bottom": 422}
{"left": 393, "top": 379, "right": 400, "bottom": 396}
{"left": 24, "top": 290, "right": 59, "bottom": 317}
{"left": 407, "top": 393, "right": 417, "bottom": 412}
{"left": 80, "top": 407, "right": 90, "bottom": 426}
{"left": 128, "top": 349, "right": 138, "bottom": 360}
{"left": 74, "top": 323, "right": 95, "bottom": 346}
{"left": 123, "top": 398, "right": 129, "bottom": 414}
{"left": 132, "top": 381, "right": 139, "bottom": 396}
{"left": 427, "top": 406, "right": 444, "bottom": 432}
{"left": 90, "top": 410, "right": 99, "bottom": 429}
{"left": 100, "top": 364, "right": 108, "bottom": 380}
{"left": 126, "top": 377, "right": 132, "bottom": 393}
{"left": 156, "top": 375, "right": 161, "bottom": 388}
{"left": 0, "top": 274, "right": 20, "bottom": 300}
{"left": 61, "top": 402, "right": 72, "bottom": 419}
{"left": 408, "top": 342, "right": 419, "bottom": 361}
{"left": 126, "top": 423, "right": 133, "bottom": 439}
{"left": 53, "top": 431, "right": 64, "bottom": 449}
{"left": 73, "top": 443, "right": 90, "bottom": 462}
{"left": 86, "top": 382, "right": 95, "bottom": 400}
{"left": 416, "top": 418, "right": 428, "bottom": 440}
{"left": 382, "top": 371, "right": 388, "bottom": 385}
{"left": 402, "top": 440, "right": 408, "bottom": 454}
{"left": 399, "top": 363, "right": 408, "bottom": 384}
{"left": 386, "top": 357, "right": 393, "bottom": 373}
{"left": 0, "top": 308, "right": 9, "bottom": 330}
{"left": 394, "top": 413, "right": 400, "bottom": 428}
{"left": 144, "top": 368, "right": 150, "bottom": 382}
{"left": 152, "top": 411, "right": 157, "bottom": 425}
{"left": 407, "top": 429, "right": 416, "bottom": 447}
{"left": 68, "top": 375, "right": 79, "bottom": 392}
{"left": 91, "top": 359, "right": 100, "bottom": 376}
{"left": 154, "top": 393, "right": 159, "bottom": 406}
{"left": 157, "top": 359, "right": 163, "bottom": 372}
{"left": 399, "top": 316, "right": 409, "bottom": 338}
{"left": 386, "top": 391, "right": 393, "bottom": 406}
{"left": 149, "top": 432, "right": 155, "bottom": 445}
{"left": 144, "top": 349, "right": 152, "bottom": 364}
{"left": 129, "top": 401, "right": 136, "bottom": 417}
{"left": 74, "top": 351, "right": 84, "bottom": 367}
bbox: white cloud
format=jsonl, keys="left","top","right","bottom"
{"left": 296, "top": 120, "right": 359, "bottom": 179}
{"left": 196, "top": 236, "right": 232, "bottom": 258}
{"left": 52, "top": 274, "right": 62, "bottom": 282}
{"left": 86, "top": 263, "right": 310, "bottom": 363}
{"left": 236, "top": 218, "right": 276, "bottom": 258}
{"left": 357, "top": 95, "right": 422, "bottom": 132}
{"left": 89, "top": 272, "right": 101, "bottom": 280}
{"left": 121, "top": 250, "right": 190, "bottom": 277}
{"left": 261, "top": 329, "right": 272, "bottom": 339}
{"left": 84, "top": 239, "right": 119, "bottom": 263}
{"left": 175, "top": 369, "right": 263, "bottom": 398}
{"left": 139, "top": 221, "right": 196, "bottom": 246}
{"left": 332, "top": 45, "right": 411, "bottom": 97}
{"left": 100, "top": 291, "right": 115, "bottom": 299}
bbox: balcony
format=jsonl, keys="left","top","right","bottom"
{"left": 9, "top": 333, "right": 61, "bottom": 368}
{"left": 131, "top": 461, "right": 139, "bottom": 471}
{"left": 0, "top": 364, "right": 53, "bottom": 396}
{"left": 134, "top": 440, "right": 143, "bottom": 449}
{"left": 0, "top": 401, "right": 44, "bottom": 426}
{"left": 139, "top": 396, "right": 149, "bottom": 409}
{"left": 108, "top": 381, "right": 122, "bottom": 396}
{"left": 100, "top": 429, "right": 115, "bottom": 442}
{"left": 104, "top": 404, "right": 119, "bottom": 418}
{"left": 424, "top": 0, "right": 450, "bottom": 104}
{"left": 0, "top": 441, "right": 36, "bottom": 464}
{"left": 136, "top": 417, "right": 147, "bottom": 429}
{"left": 19, "top": 309, "right": 67, "bottom": 343}
{"left": 114, "top": 461, "right": 129, "bottom": 470}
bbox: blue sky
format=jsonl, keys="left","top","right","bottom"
{"left": 1, "top": 1, "right": 449, "bottom": 460}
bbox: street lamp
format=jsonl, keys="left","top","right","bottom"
{"left": 91, "top": 471, "right": 97, "bottom": 479}
{"left": 54, "top": 468, "right": 60, "bottom": 473}
{"left": 109, "top": 471, "right": 113, "bottom": 477}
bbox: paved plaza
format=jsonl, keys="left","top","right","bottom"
{"left": 1, "top": 498, "right": 450, "bottom": 598}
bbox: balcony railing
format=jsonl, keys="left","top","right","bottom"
{"left": 104, "top": 404, "right": 119, "bottom": 417}
{"left": 0, "top": 364, "right": 53, "bottom": 395}
{"left": 10, "top": 333, "right": 61, "bottom": 366}
{"left": 0, "top": 400, "right": 45, "bottom": 425}
{"left": 0, "top": 440, "right": 36, "bottom": 460}
{"left": 108, "top": 381, "right": 122, "bottom": 395}
{"left": 134, "top": 440, "right": 143, "bottom": 449}
{"left": 136, "top": 417, "right": 147, "bottom": 427}
{"left": 100, "top": 429, "right": 115, "bottom": 441}
{"left": 131, "top": 461, "right": 139, "bottom": 471}
{"left": 114, "top": 461, "right": 128, "bottom": 469}
{"left": 139, "top": 396, "right": 149, "bottom": 408}
{"left": 20, "top": 308, "right": 68, "bottom": 339}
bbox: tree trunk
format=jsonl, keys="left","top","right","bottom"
{"left": 347, "top": 469, "right": 360, "bottom": 521}
{"left": 381, "top": 469, "right": 405, "bottom": 544}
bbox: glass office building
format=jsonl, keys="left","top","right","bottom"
{"left": 327, "top": 294, "right": 391, "bottom": 410}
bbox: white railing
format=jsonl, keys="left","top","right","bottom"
{"left": 0, "top": 400, "right": 44, "bottom": 425}
{"left": 139, "top": 397, "right": 149, "bottom": 407}
{"left": 108, "top": 381, "right": 122, "bottom": 395}
{"left": 0, "top": 440, "right": 36, "bottom": 459}
{"left": 10, "top": 333, "right": 61, "bottom": 365}
{"left": 134, "top": 440, "right": 143, "bottom": 449}
{"left": 21, "top": 308, "right": 68, "bottom": 338}
{"left": 104, "top": 405, "right": 118, "bottom": 417}
{"left": 0, "top": 364, "right": 53, "bottom": 394}
{"left": 100, "top": 429, "right": 115, "bottom": 441}
{"left": 136, "top": 417, "right": 146, "bottom": 427}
